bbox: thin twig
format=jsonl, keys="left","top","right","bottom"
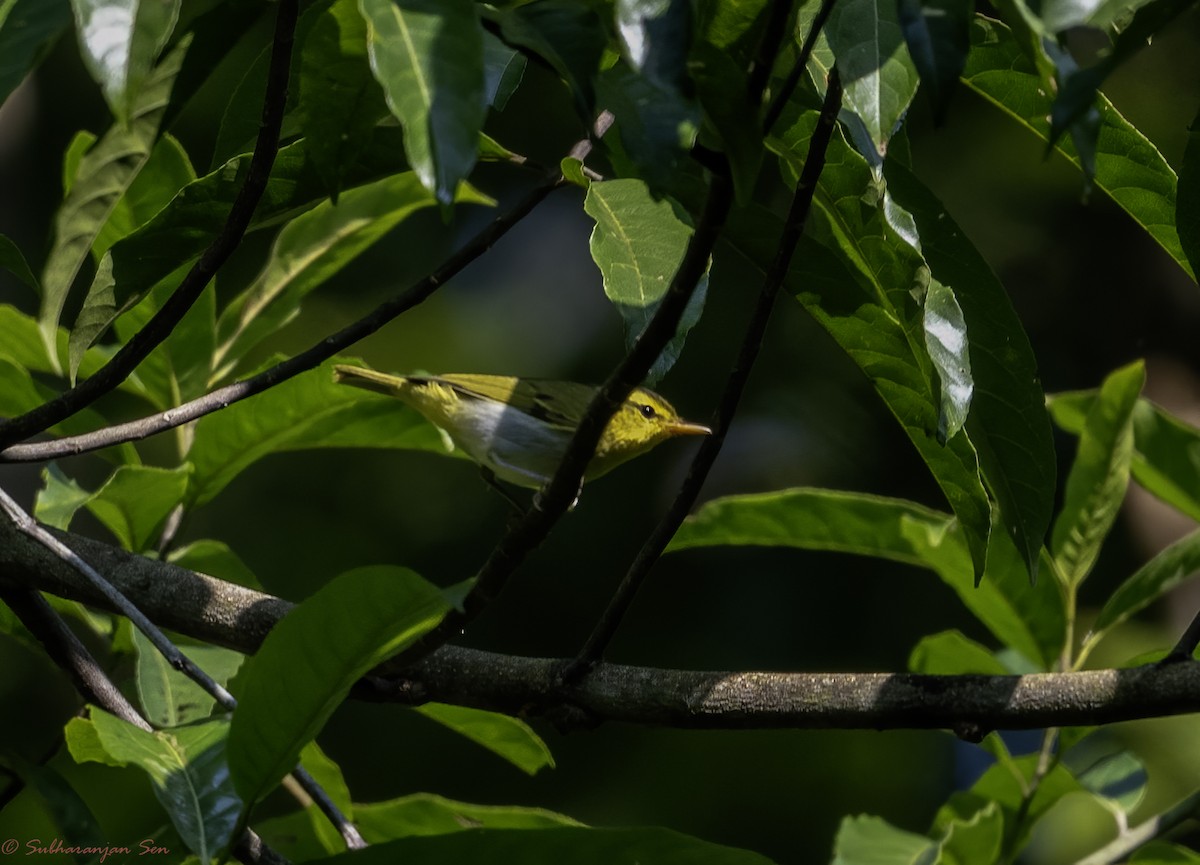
{"left": 0, "top": 484, "right": 363, "bottom": 849}
{"left": 0, "top": 582, "right": 293, "bottom": 864}
{"left": 0, "top": 584, "right": 151, "bottom": 730}
{"left": 1167, "top": 606, "right": 1200, "bottom": 661}
{"left": 762, "top": 0, "right": 839, "bottom": 134}
{"left": 564, "top": 71, "right": 844, "bottom": 679}
{"left": 1074, "top": 789, "right": 1200, "bottom": 865}
{"left": 386, "top": 173, "right": 735, "bottom": 670}
{"left": 0, "top": 0, "right": 298, "bottom": 450}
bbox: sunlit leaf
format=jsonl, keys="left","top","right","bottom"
{"left": 414, "top": 703, "right": 555, "bottom": 776}
{"left": 355, "top": 793, "right": 581, "bottom": 841}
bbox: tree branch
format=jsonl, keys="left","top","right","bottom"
{"left": 566, "top": 70, "right": 845, "bottom": 679}
{"left": 7, "top": 522, "right": 1200, "bottom": 733}
{"left": 0, "top": 0, "right": 299, "bottom": 449}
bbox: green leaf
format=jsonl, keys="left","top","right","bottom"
{"left": 897, "top": 0, "right": 970, "bottom": 123}
{"left": 831, "top": 814, "right": 933, "bottom": 865}
{"left": 167, "top": 539, "right": 262, "bottom": 590}
{"left": 64, "top": 716, "right": 122, "bottom": 767}
{"left": 84, "top": 464, "right": 191, "bottom": 552}
{"left": 355, "top": 793, "right": 580, "bottom": 841}
{"left": 309, "top": 826, "right": 777, "bottom": 864}
{"left": 215, "top": 172, "right": 487, "bottom": 378}
{"left": 0, "top": 233, "right": 38, "bottom": 295}
{"left": 33, "top": 464, "right": 93, "bottom": 530}
{"left": 1086, "top": 527, "right": 1200, "bottom": 650}
{"left": 487, "top": 0, "right": 606, "bottom": 122}
{"left": 414, "top": 703, "right": 555, "bottom": 776}
{"left": 300, "top": 740, "right": 354, "bottom": 816}
{"left": 762, "top": 112, "right": 991, "bottom": 580}
{"left": 92, "top": 131, "right": 195, "bottom": 261}
{"left": 0, "top": 0, "right": 72, "bottom": 109}
{"left": 932, "top": 800, "right": 1004, "bottom": 865}
{"left": 80, "top": 709, "right": 240, "bottom": 862}
{"left": 826, "top": 0, "right": 919, "bottom": 161}
{"left": 585, "top": 179, "right": 707, "bottom": 386}
{"left": 968, "top": 755, "right": 1084, "bottom": 853}
{"left": 40, "top": 35, "right": 186, "bottom": 368}
{"left": 255, "top": 805, "right": 347, "bottom": 860}
{"left": 922, "top": 279, "right": 972, "bottom": 443}
{"left": 908, "top": 630, "right": 1009, "bottom": 675}
{"left": 186, "top": 358, "right": 451, "bottom": 507}
{"left": 1064, "top": 737, "right": 1147, "bottom": 816}
{"left": 1050, "top": 361, "right": 1144, "bottom": 587}
{"left": 963, "top": 16, "right": 1191, "bottom": 279}
{"left": 617, "top": 0, "right": 692, "bottom": 92}
{"left": 134, "top": 630, "right": 245, "bottom": 728}
{"left": 228, "top": 565, "right": 453, "bottom": 806}
{"left": 359, "top": 0, "right": 484, "bottom": 206}
{"left": 885, "top": 159, "right": 1055, "bottom": 587}
{"left": 70, "top": 0, "right": 180, "bottom": 125}
{"left": 668, "top": 488, "right": 1066, "bottom": 669}
{"left": 299, "top": 0, "right": 389, "bottom": 199}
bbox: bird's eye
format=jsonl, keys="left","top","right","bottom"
{"left": 639, "top": 403, "right": 657, "bottom": 419}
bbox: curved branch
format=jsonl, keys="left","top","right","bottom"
{"left": 6, "top": 521, "right": 1200, "bottom": 734}
{"left": 0, "top": 0, "right": 299, "bottom": 449}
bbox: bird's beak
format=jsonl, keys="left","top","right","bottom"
{"left": 668, "top": 420, "right": 712, "bottom": 437}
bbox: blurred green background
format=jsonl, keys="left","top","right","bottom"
{"left": 3, "top": 8, "right": 1200, "bottom": 863}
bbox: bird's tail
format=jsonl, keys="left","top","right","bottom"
{"left": 331, "top": 364, "right": 414, "bottom": 397}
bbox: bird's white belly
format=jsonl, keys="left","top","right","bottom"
{"left": 449, "top": 399, "right": 571, "bottom": 487}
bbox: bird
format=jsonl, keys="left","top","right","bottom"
{"left": 332, "top": 365, "right": 711, "bottom": 496}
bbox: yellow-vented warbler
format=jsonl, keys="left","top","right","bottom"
{"left": 332, "top": 365, "right": 711, "bottom": 489}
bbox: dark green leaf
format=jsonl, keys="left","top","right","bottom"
{"left": 92, "top": 132, "right": 195, "bottom": 262}
{"left": 227, "top": 565, "right": 453, "bottom": 805}
{"left": 186, "top": 358, "right": 451, "bottom": 507}
{"left": 310, "top": 826, "right": 777, "bottom": 864}
{"left": 70, "top": 0, "right": 180, "bottom": 124}
{"left": 134, "top": 630, "right": 245, "bottom": 728}
{"left": 482, "top": 29, "right": 525, "bottom": 111}
{"left": 215, "top": 172, "right": 486, "bottom": 378}
{"left": 584, "top": 179, "right": 707, "bottom": 385}
{"left": 0, "top": 755, "right": 105, "bottom": 850}
{"left": 355, "top": 793, "right": 580, "bottom": 841}
{"left": 1086, "top": 527, "right": 1200, "bottom": 651}
{"left": 40, "top": 37, "right": 186, "bottom": 369}
{"left": 690, "top": 0, "right": 771, "bottom": 202}
{"left": 414, "top": 703, "right": 555, "bottom": 776}
{"left": 825, "top": 0, "right": 919, "bottom": 160}
{"left": 908, "top": 630, "right": 1009, "bottom": 675}
{"left": 1133, "top": 842, "right": 1200, "bottom": 864}
{"left": 968, "top": 755, "right": 1083, "bottom": 854}
{"left": 1049, "top": 0, "right": 1192, "bottom": 148}
{"left": 922, "top": 279, "right": 972, "bottom": 443}
{"left": 897, "top": 0, "right": 971, "bottom": 123}
{"left": 964, "top": 16, "right": 1190, "bottom": 279}
{"left": 299, "top": 0, "right": 389, "bottom": 199}
{"left": 830, "top": 815, "right": 933, "bottom": 865}
{"left": 1178, "top": 102, "right": 1200, "bottom": 283}
{"left": 616, "top": 0, "right": 692, "bottom": 93}
{"left": 668, "top": 489, "right": 1066, "bottom": 668}
{"left": 1064, "top": 737, "right": 1147, "bottom": 816}
{"left": 360, "top": 0, "right": 484, "bottom": 205}
{"left": 488, "top": 0, "right": 606, "bottom": 121}
{"left": 0, "top": 0, "right": 72, "bottom": 109}
{"left": 1050, "top": 361, "right": 1144, "bottom": 587}
{"left": 886, "top": 159, "right": 1056, "bottom": 586}
{"left": 166, "top": 539, "right": 262, "bottom": 590}
{"left": 597, "top": 64, "right": 699, "bottom": 192}
{"left": 0, "top": 233, "right": 39, "bottom": 295}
